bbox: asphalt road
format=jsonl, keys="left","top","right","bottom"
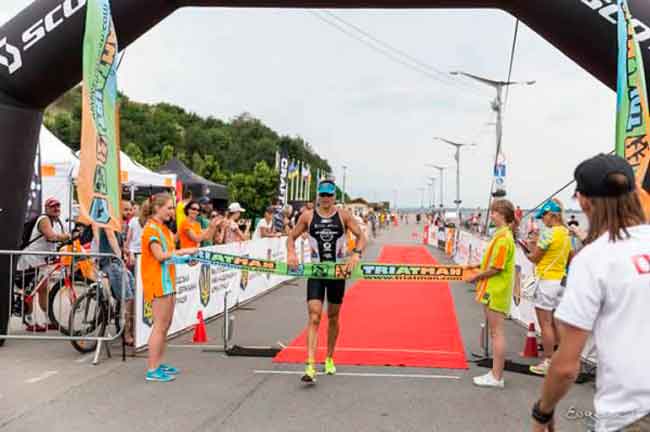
{"left": 0, "top": 222, "right": 595, "bottom": 432}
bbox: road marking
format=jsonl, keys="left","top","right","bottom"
{"left": 253, "top": 370, "right": 461, "bottom": 380}
{"left": 280, "top": 346, "right": 460, "bottom": 355}
{"left": 25, "top": 370, "right": 59, "bottom": 384}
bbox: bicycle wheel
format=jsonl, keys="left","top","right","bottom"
{"left": 68, "top": 288, "right": 107, "bottom": 354}
{"left": 48, "top": 279, "right": 91, "bottom": 336}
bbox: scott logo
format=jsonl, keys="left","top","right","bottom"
{"left": 0, "top": 38, "right": 21, "bottom": 74}
{"left": 0, "top": 0, "right": 86, "bottom": 75}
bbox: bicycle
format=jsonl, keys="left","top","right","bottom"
{"left": 67, "top": 268, "right": 123, "bottom": 354}
{"left": 12, "top": 238, "right": 95, "bottom": 335}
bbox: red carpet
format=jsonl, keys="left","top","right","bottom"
{"left": 273, "top": 245, "right": 468, "bottom": 369}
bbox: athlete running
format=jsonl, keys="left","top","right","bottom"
{"left": 287, "top": 179, "right": 367, "bottom": 383}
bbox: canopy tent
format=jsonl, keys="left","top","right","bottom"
{"left": 39, "top": 126, "right": 177, "bottom": 222}
{"left": 158, "top": 158, "right": 228, "bottom": 202}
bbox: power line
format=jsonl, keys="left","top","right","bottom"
{"left": 503, "top": 19, "right": 519, "bottom": 113}
{"left": 320, "top": 11, "right": 482, "bottom": 94}
{"left": 308, "top": 10, "right": 487, "bottom": 99}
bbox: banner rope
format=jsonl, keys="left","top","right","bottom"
{"left": 168, "top": 250, "right": 477, "bottom": 282}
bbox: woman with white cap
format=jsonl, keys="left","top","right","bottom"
{"left": 223, "top": 202, "right": 251, "bottom": 244}
{"left": 525, "top": 198, "right": 572, "bottom": 376}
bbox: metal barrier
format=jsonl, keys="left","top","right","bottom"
{"left": 0, "top": 248, "right": 129, "bottom": 365}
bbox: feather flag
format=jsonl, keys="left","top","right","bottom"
{"left": 616, "top": 0, "right": 650, "bottom": 216}
{"left": 77, "top": 0, "right": 121, "bottom": 230}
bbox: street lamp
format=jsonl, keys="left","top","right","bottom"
{"left": 450, "top": 71, "right": 535, "bottom": 232}
{"left": 417, "top": 187, "right": 426, "bottom": 210}
{"left": 341, "top": 165, "right": 347, "bottom": 205}
{"left": 393, "top": 188, "right": 398, "bottom": 211}
{"left": 427, "top": 176, "right": 436, "bottom": 209}
{"left": 425, "top": 163, "right": 447, "bottom": 210}
{"left": 434, "top": 137, "right": 476, "bottom": 217}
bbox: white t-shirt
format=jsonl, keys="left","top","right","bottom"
{"left": 555, "top": 224, "right": 650, "bottom": 432}
{"left": 253, "top": 218, "right": 273, "bottom": 240}
{"left": 127, "top": 218, "right": 143, "bottom": 253}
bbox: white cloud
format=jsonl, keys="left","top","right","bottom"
{"left": 0, "top": 3, "right": 616, "bottom": 209}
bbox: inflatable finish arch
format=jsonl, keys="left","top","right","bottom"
{"left": 0, "top": 0, "right": 649, "bottom": 337}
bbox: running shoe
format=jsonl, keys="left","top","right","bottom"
{"left": 472, "top": 371, "right": 504, "bottom": 389}
{"left": 159, "top": 364, "right": 180, "bottom": 375}
{"left": 324, "top": 357, "right": 336, "bottom": 375}
{"left": 146, "top": 368, "right": 175, "bottom": 382}
{"left": 24, "top": 323, "right": 46, "bottom": 332}
{"left": 530, "top": 358, "right": 551, "bottom": 376}
{"left": 301, "top": 362, "right": 317, "bottom": 384}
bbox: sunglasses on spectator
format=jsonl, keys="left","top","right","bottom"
{"left": 48, "top": 204, "right": 61, "bottom": 209}
{"left": 318, "top": 193, "right": 334, "bottom": 198}
{"left": 189, "top": 207, "right": 200, "bottom": 211}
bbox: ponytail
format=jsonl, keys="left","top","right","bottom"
{"left": 139, "top": 193, "right": 173, "bottom": 227}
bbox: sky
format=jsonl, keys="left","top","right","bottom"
{"left": 0, "top": 2, "right": 617, "bottom": 209}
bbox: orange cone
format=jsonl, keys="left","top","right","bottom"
{"left": 193, "top": 310, "right": 208, "bottom": 344}
{"left": 521, "top": 323, "right": 539, "bottom": 358}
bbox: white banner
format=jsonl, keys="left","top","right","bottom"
{"left": 135, "top": 236, "right": 310, "bottom": 349}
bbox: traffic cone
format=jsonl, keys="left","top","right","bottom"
{"left": 193, "top": 310, "right": 208, "bottom": 344}
{"left": 520, "top": 323, "right": 539, "bottom": 358}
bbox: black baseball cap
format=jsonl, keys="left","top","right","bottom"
{"left": 574, "top": 154, "right": 636, "bottom": 197}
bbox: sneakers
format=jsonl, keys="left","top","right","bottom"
{"left": 145, "top": 367, "right": 176, "bottom": 382}
{"left": 301, "top": 362, "right": 317, "bottom": 384}
{"left": 159, "top": 364, "right": 179, "bottom": 375}
{"left": 24, "top": 315, "right": 46, "bottom": 332}
{"left": 472, "top": 371, "right": 504, "bottom": 388}
{"left": 324, "top": 357, "right": 336, "bottom": 375}
{"left": 530, "top": 358, "right": 551, "bottom": 376}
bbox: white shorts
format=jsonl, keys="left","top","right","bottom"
{"left": 534, "top": 279, "right": 564, "bottom": 311}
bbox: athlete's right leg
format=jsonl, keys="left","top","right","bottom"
{"left": 306, "top": 299, "right": 323, "bottom": 364}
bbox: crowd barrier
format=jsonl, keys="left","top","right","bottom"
{"left": 1, "top": 249, "right": 127, "bottom": 365}
{"left": 421, "top": 226, "right": 597, "bottom": 366}
{"left": 134, "top": 236, "right": 311, "bottom": 350}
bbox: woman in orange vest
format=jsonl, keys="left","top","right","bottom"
{"left": 140, "top": 193, "right": 198, "bottom": 382}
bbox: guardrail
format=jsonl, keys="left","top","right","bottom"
{"left": 1, "top": 249, "right": 129, "bottom": 365}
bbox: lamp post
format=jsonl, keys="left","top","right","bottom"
{"left": 427, "top": 176, "right": 436, "bottom": 210}
{"left": 341, "top": 165, "right": 347, "bottom": 205}
{"left": 393, "top": 188, "right": 398, "bottom": 211}
{"left": 434, "top": 137, "right": 476, "bottom": 218}
{"left": 450, "top": 71, "right": 535, "bottom": 232}
{"left": 417, "top": 187, "right": 426, "bottom": 210}
{"left": 425, "top": 163, "right": 447, "bottom": 210}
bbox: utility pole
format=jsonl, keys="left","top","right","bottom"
{"left": 434, "top": 137, "right": 476, "bottom": 218}
{"left": 450, "top": 71, "right": 535, "bottom": 233}
{"left": 393, "top": 188, "right": 398, "bottom": 211}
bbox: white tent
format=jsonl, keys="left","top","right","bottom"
{"left": 39, "top": 126, "right": 176, "bottom": 222}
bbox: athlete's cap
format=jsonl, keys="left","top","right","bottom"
{"left": 44, "top": 197, "right": 61, "bottom": 208}
{"left": 534, "top": 200, "right": 562, "bottom": 219}
{"left": 317, "top": 180, "right": 336, "bottom": 195}
{"left": 574, "top": 154, "right": 636, "bottom": 198}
